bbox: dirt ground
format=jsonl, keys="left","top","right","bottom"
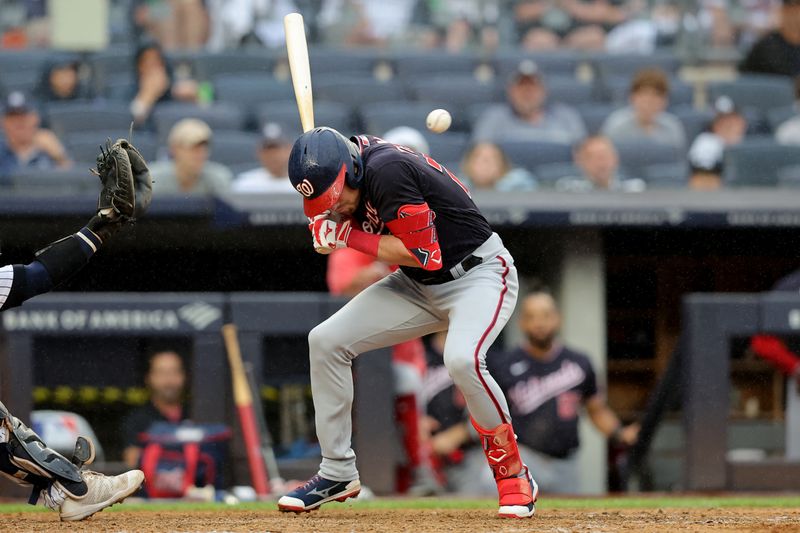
{"left": 3, "top": 507, "right": 800, "bottom": 533}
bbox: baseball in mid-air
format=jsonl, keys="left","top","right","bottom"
{"left": 426, "top": 108, "right": 452, "bottom": 134}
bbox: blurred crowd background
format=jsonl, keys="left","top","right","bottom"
{"left": 2, "top": 0, "right": 800, "bottom": 195}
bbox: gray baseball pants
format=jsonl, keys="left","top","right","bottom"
{"left": 309, "top": 233, "right": 518, "bottom": 481}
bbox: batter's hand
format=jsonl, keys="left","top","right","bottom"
{"left": 308, "top": 212, "right": 352, "bottom": 254}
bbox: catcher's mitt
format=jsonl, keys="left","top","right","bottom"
{"left": 88, "top": 139, "right": 153, "bottom": 240}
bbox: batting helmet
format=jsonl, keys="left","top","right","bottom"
{"left": 288, "top": 127, "right": 363, "bottom": 217}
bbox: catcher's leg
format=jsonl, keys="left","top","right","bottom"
{"left": 0, "top": 401, "right": 144, "bottom": 521}
{"left": 278, "top": 272, "right": 446, "bottom": 512}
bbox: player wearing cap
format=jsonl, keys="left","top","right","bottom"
{"left": 0, "top": 139, "right": 152, "bottom": 521}
{"left": 277, "top": 127, "right": 538, "bottom": 518}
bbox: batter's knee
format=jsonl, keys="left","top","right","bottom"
{"left": 443, "top": 344, "right": 477, "bottom": 385}
{"left": 308, "top": 320, "right": 352, "bottom": 363}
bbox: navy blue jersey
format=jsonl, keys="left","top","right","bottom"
{"left": 488, "top": 346, "right": 598, "bottom": 458}
{"left": 350, "top": 135, "right": 492, "bottom": 283}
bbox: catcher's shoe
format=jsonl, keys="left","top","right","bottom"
{"left": 46, "top": 469, "right": 144, "bottom": 521}
{"left": 278, "top": 474, "right": 361, "bottom": 512}
{"left": 471, "top": 418, "right": 538, "bottom": 519}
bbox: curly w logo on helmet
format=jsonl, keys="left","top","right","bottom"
{"left": 296, "top": 179, "right": 315, "bottom": 197}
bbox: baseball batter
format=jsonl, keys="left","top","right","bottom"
{"left": 278, "top": 128, "right": 538, "bottom": 518}
{"left": 0, "top": 140, "right": 150, "bottom": 521}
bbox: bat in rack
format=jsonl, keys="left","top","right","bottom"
{"left": 222, "top": 323, "right": 270, "bottom": 497}
{"left": 284, "top": 12, "right": 315, "bottom": 132}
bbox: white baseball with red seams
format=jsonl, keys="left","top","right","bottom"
{"left": 426, "top": 108, "right": 452, "bottom": 133}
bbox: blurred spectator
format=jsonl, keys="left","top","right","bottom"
{"left": 686, "top": 96, "right": 746, "bottom": 190}
{"left": 383, "top": 126, "right": 430, "bottom": 154}
{"left": 486, "top": 290, "right": 638, "bottom": 493}
{"left": 149, "top": 118, "right": 233, "bottom": 194}
{"left": 740, "top": 0, "right": 800, "bottom": 76}
{"left": 556, "top": 135, "right": 645, "bottom": 192}
{"left": 0, "top": 91, "right": 71, "bottom": 177}
{"left": 473, "top": 60, "right": 586, "bottom": 144}
{"left": 232, "top": 123, "right": 294, "bottom": 193}
{"left": 133, "top": 0, "right": 209, "bottom": 50}
{"left": 601, "top": 68, "right": 686, "bottom": 150}
{"left": 460, "top": 142, "right": 538, "bottom": 192}
{"left": 426, "top": 1, "right": 500, "bottom": 52}
{"left": 130, "top": 42, "right": 199, "bottom": 126}
{"left": 318, "top": 0, "right": 417, "bottom": 47}
{"left": 35, "top": 55, "right": 90, "bottom": 103}
{"left": 122, "top": 349, "right": 189, "bottom": 468}
{"left": 514, "top": 0, "right": 641, "bottom": 51}
{"left": 206, "top": 0, "right": 297, "bottom": 50}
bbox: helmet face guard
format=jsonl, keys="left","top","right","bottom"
{"left": 288, "top": 127, "right": 361, "bottom": 217}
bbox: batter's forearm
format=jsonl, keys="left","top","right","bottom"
{"left": 377, "top": 235, "right": 419, "bottom": 267}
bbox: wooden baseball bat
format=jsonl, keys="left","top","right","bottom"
{"left": 222, "top": 323, "right": 270, "bottom": 497}
{"left": 284, "top": 12, "right": 315, "bottom": 132}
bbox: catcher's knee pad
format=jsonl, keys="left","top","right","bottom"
{"left": 0, "top": 409, "right": 87, "bottom": 499}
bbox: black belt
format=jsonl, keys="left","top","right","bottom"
{"left": 419, "top": 254, "right": 483, "bottom": 285}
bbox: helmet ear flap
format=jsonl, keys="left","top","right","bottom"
{"left": 345, "top": 138, "right": 364, "bottom": 188}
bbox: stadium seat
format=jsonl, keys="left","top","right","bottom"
{"left": 672, "top": 107, "right": 714, "bottom": 143}
{"left": 492, "top": 51, "right": 584, "bottom": 79}
{"left": 213, "top": 74, "right": 295, "bottom": 118}
{"left": 723, "top": 138, "right": 800, "bottom": 187}
{"left": 315, "top": 76, "right": 408, "bottom": 106}
{"left": 707, "top": 75, "right": 795, "bottom": 114}
{"left": 0, "top": 49, "right": 55, "bottom": 77}
{"left": 256, "top": 100, "right": 352, "bottom": 136}
{"left": 777, "top": 164, "right": 800, "bottom": 187}
{"left": 534, "top": 162, "right": 581, "bottom": 187}
{"left": 425, "top": 132, "right": 469, "bottom": 163}
{"left": 767, "top": 106, "right": 797, "bottom": 132}
{"left": 192, "top": 51, "right": 275, "bottom": 80}
{"left": 0, "top": 69, "right": 40, "bottom": 95}
{"left": 613, "top": 140, "right": 683, "bottom": 178}
{"left": 208, "top": 131, "right": 261, "bottom": 167}
{"left": 360, "top": 101, "right": 451, "bottom": 135}
{"left": 545, "top": 77, "right": 596, "bottom": 106}
{"left": 592, "top": 52, "right": 682, "bottom": 79}
{"left": 153, "top": 103, "right": 247, "bottom": 144}
{"left": 392, "top": 52, "right": 478, "bottom": 79}
{"left": 8, "top": 167, "right": 98, "bottom": 194}
{"left": 65, "top": 130, "right": 158, "bottom": 163}
{"left": 642, "top": 162, "right": 689, "bottom": 188}
{"left": 577, "top": 103, "right": 620, "bottom": 135}
{"left": 309, "top": 48, "right": 383, "bottom": 76}
{"left": 88, "top": 48, "right": 136, "bottom": 95}
{"left": 498, "top": 140, "right": 573, "bottom": 173}
{"left": 100, "top": 75, "right": 136, "bottom": 101}
{"left": 47, "top": 102, "right": 134, "bottom": 138}
{"left": 408, "top": 76, "right": 499, "bottom": 107}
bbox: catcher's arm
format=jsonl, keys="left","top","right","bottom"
{"left": 1, "top": 140, "right": 152, "bottom": 311}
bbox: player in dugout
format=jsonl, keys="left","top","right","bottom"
{"left": 0, "top": 139, "right": 151, "bottom": 520}
{"left": 278, "top": 127, "right": 537, "bottom": 518}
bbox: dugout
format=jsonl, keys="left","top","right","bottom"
{"left": 0, "top": 292, "right": 228, "bottom": 483}
{"left": 229, "top": 293, "right": 397, "bottom": 494}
